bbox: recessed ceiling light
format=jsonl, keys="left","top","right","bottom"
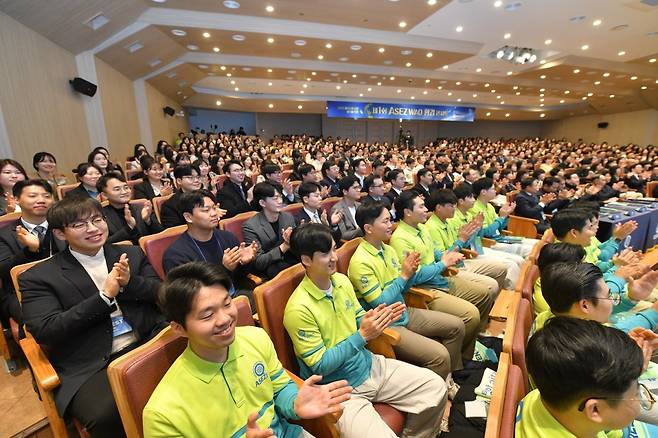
{"left": 618, "top": 51, "right": 626, "bottom": 56}
{"left": 171, "top": 29, "right": 186, "bottom": 36}
{"left": 317, "top": 55, "right": 324, "bottom": 60}
{"left": 650, "top": 58, "right": 656, "bottom": 63}
{"left": 330, "top": 73, "right": 339, "bottom": 77}
{"left": 202, "top": 32, "right": 211, "bottom": 38}
{"left": 411, "top": 96, "right": 416, "bottom": 100}
{"left": 267, "top": 37, "right": 274, "bottom": 43}
{"left": 494, "top": 0, "right": 502, "bottom": 6}
{"left": 540, "top": 88, "right": 545, "bottom": 92}
{"left": 400, "top": 50, "right": 413, "bottom": 56}
{"left": 399, "top": 21, "right": 407, "bottom": 28}
{"left": 473, "top": 93, "right": 478, "bottom": 98}
{"left": 336, "top": 85, "right": 341, "bottom": 90}
{"left": 559, "top": 99, "right": 565, "bottom": 103}
{"left": 505, "top": 113, "right": 510, "bottom": 117}
{"left": 507, "top": 71, "right": 513, "bottom": 76}
{"left": 299, "top": 90, "right": 304, "bottom": 94}
{"left": 437, "top": 86, "right": 443, "bottom": 89}
{"left": 230, "top": 80, "right": 236, "bottom": 85}
{"left": 426, "top": 52, "right": 433, "bottom": 58}
{"left": 504, "top": 33, "right": 511, "bottom": 39}
{"left": 232, "top": 34, "right": 246, "bottom": 41}
{"left": 216, "top": 100, "right": 222, "bottom": 106}
{"left": 456, "top": 25, "right": 463, "bottom": 32}
{"left": 234, "top": 87, "right": 239, "bottom": 91}
{"left": 425, "top": 79, "right": 431, "bottom": 83}
{"left": 500, "top": 101, "right": 505, "bottom": 104}
{"left": 297, "top": 105, "right": 303, "bottom": 110}
{"left": 350, "top": 45, "right": 362, "bottom": 51}
{"left": 456, "top": 98, "right": 462, "bottom": 102}
{"left": 581, "top": 44, "right": 589, "bottom": 50}
{"left": 368, "top": 87, "right": 372, "bottom": 91}
{"left": 486, "top": 112, "right": 492, "bottom": 116}
{"left": 447, "top": 92, "right": 452, "bottom": 96}
{"left": 594, "top": 80, "right": 601, "bottom": 85}
{"left": 397, "top": 89, "right": 402, "bottom": 93}
{"left": 496, "top": 95, "right": 501, "bottom": 99}
{"left": 212, "top": 47, "right": 220, "bottom": 53}
{"left": 342, "top": 80, "right": 348, "bottom": 83}
{"left": 187, "top": 45, "right": 199, "bottom": 50}
{"left": 540, "top": 113, "right": 545, "bottom": 118}
{"left": 641, "top": 86, "right": 648, "bottom": 90}
{"left": 544, "top": 39, "right": 552, "bottom": 45}
{"left": 378, "top": 47, "right": 385, "bottom": 53}
{"left": 340, "top": 57, "right": 350, "bottom": 62}
{"left": 630, "top": 76, "right": 638, "bottom": 80}
{"left": 306, "top": 77, "right": 311, "bottom": 81}
{"left": 197, "top": 64, "right": 208, "bottom": 69}
{"left": 226, "top": 73, "right": 232, "bottom": 77}
{"left": 390, "top": 76, "right": 395, "bottom": 80}
{"left": 302, "top": 83, "right": 308, "bottom": 88}
{"left": 359, "top": 93, "right": 364, "bottom": 97}
{"left": 265, "top": 5, "right": 274, "bottom": 12}
{"left": 152, "top": 0, "right": 167, "bottom": 3}
{"left": 442, "top": 65, "right": 449, "bottom": 69}
{"left": 423, "top": 90, "right": 428, "bottom": 94}
{"left": 603, "top": 72, "right": 610, "bottom": 77}
{"left": 268, "top": 82, "right": 272, "bottom": 86}
{"left": 539, "top": 59, "right": 546, "bottom": 64}
{"left": 592, "top": 19, "right": 602, "bottom": 26}
{"left": 377, "top": 82, "right": 382, "bottom": 86}
{"left": 294, "top": 40, "right": 306, "bottom": 46}
{"left": 325, "top": 43, "right": 333, "bottom": 49}
{"left": 126, "top": 42, "right": 143, "bottom": 53}
{"left": 476, "top": 67, "right": 482, "bottom": 72}
{"left": 609, "top": 94, "right": 615, "bottom": 98}
{"left": 564, "top": 90, "right": 570, "bottom": 94}
{"left": 311, "top": 71, "right": 317, "bottom": 76}
{"left": 540, "top": 98, "right": 544, "bottom": 102}
{"left": 573, "top": 69, "right": 580, "bottom": 73}
{"left": 484, "top": 83, "right": 490, "bottom": 87}
{"left": 405, "top": 62, "right": 412, "bottom": 67}
{"left": 515, "top": 91, "right": 521, "bottom": 95}
{"left": 582, "top": 96, "right": 588, "bottom": 100}
{"left": 539, "top": 103, "right": 544, "bottom": 107}
{"left": 268, "top": 103, "right": 274, "bottom": 108}
{"left": 491, "top": 89, "right": 496, "bottom": 93}
{"left": 223, "top": 0, "right": 240, "bottom": 8}
{"left": 220, "top": 66, "right": 226, "bottom": 70}
{"left": 540, "top": 74, "right": 546, "bottom": 79}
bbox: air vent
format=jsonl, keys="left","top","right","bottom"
{"left": 166, "top": 72, "right": 177, "bottom": 78}
{"left": 149, "top": 59, "right": 162, "bottom": 67}
{"left": 125, "top": 42, "right": 143, "bottom": 53}
{"left": 84, "top": 13, "right": 109, "bottom": 31}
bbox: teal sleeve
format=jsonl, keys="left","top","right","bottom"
{"left": 482, "top": 217, "right": 508, "bottom": 238}
{"left": 604, "top": 273, "right": 635, "bottom": 314}
{"left": 613, "top": 309, "right": 658, "bottom": 333}
{"left": 613, "top": 292, "right": 637, "bottom": 314}
{"left": 309, "top": 333, "right": 366, "bottom": 376}
{"left": 596, "top": 260, "right": 615, "bottom": 274}
{"left": 412, "top": 262, "right": 448, "bottom": 289}
{"left": 433, "top": 249, "right": 443, "bottom": 263}
{"left": 272, "top": 378, "right": 300, "bottom": 420}
{"left": 370, "top": 277, "right": 410, "bottom": 306}
{"left": 598, "top": 238, "right": 619, "bottom": 261}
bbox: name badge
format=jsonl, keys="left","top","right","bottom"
{"left": 111, "top": 315, "right": 133, "bottom": 337}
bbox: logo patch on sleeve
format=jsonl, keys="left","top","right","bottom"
{"left": 360, "top": 275, "right": 368, "bottom": 287}
{"left": 253, "top": 361, "right": 268, "bottom": 386}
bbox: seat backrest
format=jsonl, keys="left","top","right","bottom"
{"left": 0, "top": 211, "right": 21, "bottom": 229}
{"left": 484, "top": 352, "right": 511, "bottom": 438}
{"left": 151, "top": 194, "right": 173, "bottom": 224}
{"left": 527, "top": 239, "right": 547, "bottom": 265}
{"left": 321, "top": 196, "right": 341, "bottom": 212}
{"left": 514, "top": 260, "right": 534, "bottom": 294}
{"left": 282, "top": 169, "right": 293, "bottom": 181}
{"left": 107, "top": 296, "right": 255, "bottom": 438}
{"left": 520, "top": 264, "right": 539, "bottom": 304}
{"left": 219, "top": 210, "right": 257, "bottom": 243}
{"left": 11, "top": 259, "right": 45, "bottom": 302}
{"left": 506, "top": 190, "right": 519, "bottom": 204}
{"left": 138, "top": 225, "right": 187, "bottom": 279}
{"left": 253, "top": 263, "right": 305, "bottom": 373}
{"left": 215, "top": 174, "right": 227, "bottom": 189}
{"left": 282, "top": 203, "right": 303, "bottom": 217}
{"left": 336, "top": 238, "right": 362, "bottom": 275}
{"left": 499, "top": 363, "right": 525, "bottom": 438}
{"left": 502, "top": 293, "right": 521, "bottom": 356}
{"left": 508, "top": 215, "right": 539, "bottom": 239}
{"left": 512, "top": 298, "right": 533, "bottom": 392}
{"left": 56, "top": 183, "right": 80, "bottom": 200}
{"left": 129, "top": 198, "right": 149, "bottom": 212}
{"left": 647, "top": 181, "right": 658, "bottom": 198}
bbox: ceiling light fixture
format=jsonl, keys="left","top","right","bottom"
{"left": 630, "top": 76, "right": 638, "bottom": 80}
{"left": 223, "top": 0, "right": 240, "bottom": 8}
{"left": 232, "top": 34, "right": 246, "bottom": 41}
{"left": 609, "top": 94, "right": 615, "bottom": 98}
{"left": 268, "top": 82, "right": 272, "bottom": 86}
{"left": 171, "top": 29, "right": 186, "bottom": 36}
{"left": 486, "top": 111, "right": 492, "bottom": 116}
{"left": 426, "top": 52, "right": 433, "bottom": 58}
{"left": 268, "top": 103, "right": 274, "bottom": 108}
{"left": 265, "top": 5, "right": 274, "bottom": 12}
{"left": 505, "top": 113, "right": 510, "bottom": 117}
{"left": 267, "top": 37, "right": 274, "bottom": 43}
{"left": 216, "top": 100, "right": 222, "bottom": 106}
{"left": 573, "top": 69, "right": 580, "bottom": 73}
{"left": 649, "top": 58, "right": 656, "bottom": 63}
{"left": 317, "top": 55, "right": 324, "bottom": 60}
{"left": 476, "top": 67, "right": 482, "bottom": 72}
{"left": 202, "top": 32, "right": 211, "bottom": 38}
{"left": 544, "top": 39, "right": 552, "bottom": 45}
{"left": 593, "top": 19, "right": 602, "bottom": 26}
{"left": 618, "top": 51, "right": 626, "bottom": 56}
{"left": 504, "top": 33, "right": 511, "bottom": 39}
{"left": 399, "top": 21, "right": 407, "bottom": 28}
{"left": 378, "top": 47, "right": 385, "bottom": 53}
{"left": 405, "top": 62, "right": 412, "bottom": 67}
{"left": 456, "top": 25, "right": 463, "bottom": 32}
{"left": 494, "top": 0, "right": 502, "bottom": 6}
{"left": 298, "top": 105, "right": 303, "bottom": 110}
{"left": 325, "top": 43, "right": 332, "bottom": 49}
{"left": 213, "top": 47, "right": 220, "bottom": 52}
{"left": 581, "top": 44, "right": 589, "bottom": 50}
{"left": 540, "top": 113, "right": 546, "bottom": 118}
{"left": 442, "top": 65, "right": 449, "bottom": 69}
{"left": 594, "top": 80, "right": 601, "bottom": 85}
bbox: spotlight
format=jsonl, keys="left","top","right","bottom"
{"left": 496, "top": 50, "right": 505, "bottom": 59}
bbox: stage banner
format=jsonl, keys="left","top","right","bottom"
{"left": 326, "top": 100, "right": 475, "bottom": 122}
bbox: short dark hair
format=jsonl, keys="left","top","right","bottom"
{"left": 140, "top": 156, "right": 159, "bottom": 171}
{"left": 298, "top": 182, "right": 320, "bottom": 203}
{"left": 416, "top": 168, "right": 432, "bottom": 180}
{"left": 290, "top": 223, "right": 334, "bottom": 260}
{"left": 252, "top": 182, "right": 279, "bottom": 211}
{"left": 73, "top": 162, "right": 102, "bottom": 180}
{"left": 520, "top": 178, "right": 536, "bottom": 190}
{"left": 48, "top": 196, "right": 104, "bottom": 230}
{"left": 541, "top": 262, "right": 603, "bottom": 313}
{"left": 537, "top": 243, "right": 585, "bottom": 272}
{"left": 550, "top": 209, "right": 590, "bottom": 239}
{"left": 179, "top": 190, "right": 216, "bottom": 215}
{"left": 386, "top": 168, "right": 404, "bottom": 183}
{"left": 472, "top": 178, "right": 494, "bottom": 197}
{"left": 338, "top": 175, "right": 359, "bottom": 194}
{"left": 352, "top": 158, "right": 366, "bottom": 171}
{"left": 394, "top": 190, "right": 420, "bottom": 221}
{"left": 426, "top": 189, "right": 457, "bottom": 212}
{"left": 298, "top": 164, "right": 315, "bottom": 179}
{"left": 12, "top": 179, "right": 53, "bottom": 198}
{"left": 484, "top": 168, "right": 497, "bottom": 179}
{"left": 261, "top": 163, "right": 281, "bottom": 177}
{"left": 355, "top": 201, "right": 388, "bottom": 232}
{"left": 527, "top": 316, "right": 643, "bottom": 410}
{"left": 321, "top": 159, "right": 337, "bottom": 177}
{"left": 223, "top": 159, "right": 243, "bottom": 174}
{"left": 363, "top": 174, "right": 382, "bottom": 193}
{"left": 501, "top": 168, "right": 513, "bottom": 179}
{"left": 453, "top": 183, "right": 474, "bottom": 201}
{"left": 173, "top": 165, "right": 197, "bottom": 180}
{"left": 543, "top": 176, "right": 559, "bottom": 187}
{"left": 32, "top": 152, "right": 57, "bottom": 170}
{"left": 96, "top": 172, "right": 126, "bottom": 193}
{"left": 158, "top": 262, "right": 234, "bottom": 329}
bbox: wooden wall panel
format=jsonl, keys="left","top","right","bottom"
{"left": 95, "top": 57, "right": 140, "bottom": 164}
{"left": 145, "top": 82, "right": 188, "bottom": 147}
{"left": 0, "top": 11, "right": 89, "bottom": 176}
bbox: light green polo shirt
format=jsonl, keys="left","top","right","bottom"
{"left": 389, "top": 220, "right": 436, "bottom": 265}
{"left": 348, "top": 239, "right": 410, "bottom": 326}
{"left": 143, "top": 326, "right": 302, "bottom": 438}
{"left": 284, "top": 272, "right": 371, "bottom": 388}
{"left": 426, "top": 214, "right": 465, "bottom": 253}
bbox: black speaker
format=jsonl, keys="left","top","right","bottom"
{"left": 163, "top": 106, "right": 176, "bottom": 117}
{"left": 69, "top": 77, "right": 97, "bottom": 97}
{"left": 598, "top": 122, "right": 609, "bottom": 129}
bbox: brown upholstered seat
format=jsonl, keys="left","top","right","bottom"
{"left": 151, "top": 194, "right": 173, "bottom": 224}
{"left": 282, "top": 202, "right": 303, "bottom": 217}
{"left": 218, "top": 210, "right": 257, "bottom": 243}
{"left": 138, "top": 225, "right": 187, "bottom": 280}
{"left": 499, "top": 363, "right": 526, "bottom": 438}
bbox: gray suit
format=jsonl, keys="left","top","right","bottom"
{"left": 242, "top": 211, "right": 297, "bottom": 279}
{"left": 330, "top": 199, "right": 363, "bottom": 240}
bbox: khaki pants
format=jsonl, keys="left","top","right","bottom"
{"left": 463, "top": 258, "right": 508, "bottom": 291}
{"left": 479, "top": 248, "right": 524, "bottom": 289}
{"left": 424, "top": 289, "right": 481, "bottom": 360}
{"left": 390, "top": 307, "right": 465, "bottom": 378}
{"left": 448, "top": 270, "right": 496, "bottom": 332}
{"left": 336, "top": 354, "right": 448, "bottom": 438}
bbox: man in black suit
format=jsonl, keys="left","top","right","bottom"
{"left": 262, "top": 163, "right": 296, "bottom": 205}
{"left": 625, "top": 163, "right": 646, "bottom": 193}
{"left": 215, "top": 160, "right": 252, "bottom": 218}
{"left": 0, "top": 180, "right": 65, "bottom": 328}
{"left": 294, "top": 182, "right": 342, "bottom": 242}
{"left": 541, "top": 176, "right": 571, "bottom": 214}
{"left": 362, "top": 175, "right": 392, "bottom": 210}
{"left": 97, "top": 174, "right": 163, "bottom": 244}
{"left": 385, "top": 169, "right": 406, "bottom": 208}
{"left": 515, "top": 178, "right": 555, "bottom": 234}
{"left": 319, "top": 159, "right": 341, "bottom": 197}
{"left": 20, "top": 196, "right": 166, "bottom": 438}
{"left": 160, "top": 165, "right": 203, "bottom": 228}
{"left": 412, "top": 168, "right": 434, "bottom": 202}
{"left": 352, "top": 158, "right": 369, "bottom": 191}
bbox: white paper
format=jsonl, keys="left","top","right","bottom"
{"left": 464, "top": 400, "right": 488, "bottom": 418}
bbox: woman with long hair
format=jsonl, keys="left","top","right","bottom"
{"left": 32, "top": 152, "right": 68, "bottom": 200}
{"left": 0, "top": 159, "right": 27, "bottom": 214}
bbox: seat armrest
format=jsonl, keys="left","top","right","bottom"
{"left": 286, "top": 370, "right": 343, "bottom": 433}
{"left": 443, "top": 266, "right": 459, "bottom": 277}
{"left": 247, "top": 274, "right": 264, "bottom": 286}
{"left": 20, "top": 336, "right": 60, "bottom": 392}
{"left": 405, "top": 287, "right": 435, "bottom": 309}
{"left": 501, "top": 230, "right": 513, "bottom": 236}
{"left": 461, "top": 248, "right": 479, "bottom": 259}
{"left": 366, "top": 328, "right": 400, "bottom": 359}
{"left": 489, "top": 289, "right": 517, "bottom": 322}
{"left": 482, "top": 238, "right": 496, "bottom": 247}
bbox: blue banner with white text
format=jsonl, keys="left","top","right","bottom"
{"left": 326, "top": 100, "right": 475, "bottom": 122}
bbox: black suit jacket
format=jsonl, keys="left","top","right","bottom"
{"left": 294, "top": 209, "right": 342, "bottom": 243}
{"left": 411, "top": 184, "right": 431, "bottom": 200}
{"left": 515, "top": 191, "right": 549, "bottom": 233}
{"left": 64, "top": 184, "right": 95, "bottom": 200}
{"left": 132, "top": 180, "right": 157, "bottom": 201}
{"left": 320, "top": 177, "right": 340, "bottom": 198}
{"left": 102, "top": 204, "right": 163, "bottom": 245}
{"left": 0, "top": 219, "right": 66, "bottom": 324}
{"left": 385, "top": 188, "right": 402, "bottom": 207}
{"left": 361, "top": 195, "right": 392, "bottom": 210}
{"left": 20, "top": 244, "right": 165, "bottom": 415}
{"left": 160, "top": 191, "right": 186, "bottom": 228}
{"left": 216, "top": 181, "right": 252, "bottom": 218}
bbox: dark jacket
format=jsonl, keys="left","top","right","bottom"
{"left": 64, "top": 184, "right": 96, "bottom": 200}
{"left": 294, "top": 208, "right": 342, "bottom": 243}
{"left": 102, "top": 204, "right": 163, "bottom": 245}
{"left": 132, "top": 180, "right": 157, "bottom": 201}
{"left": 20, "top": 244, "right": 165, "bottom": 415}
{"left": 242, "top": 211, "right": 297, "bottom": 278}
{"left": 361, "top": 195, "right": 392, "bottom": 210}
{"left": 216, "top": 180, "right": 252, "bottom": 218}
{"left": 411, "top": 184, "right": 431, "bottom": 201}
{"left": 514, "top": 191, "right": 549, "bottom": 233}
{"left": 385, "top": 188, "right": 402, "bottom": 207}
{"left": 160, "top": 191, "right": 186, "bottom": 228}
{"left": 320, "top": 177, "right": 341, "bottom": 198}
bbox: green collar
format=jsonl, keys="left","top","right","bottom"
{"left": 181, "top": 341, "right": 243, "bottom": 384}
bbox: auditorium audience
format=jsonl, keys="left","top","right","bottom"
{"left": 32, "top": 152, "right": 68, "bottom": 200}
{"left": 215, "top": 160, "right": 252, "bottom": 218}
{"left": 330, "top": 175, "right": 363, "bottom": 240}
{"left": 514, "top": 178, "right": 554, "bottom": 234}
{"left": 131, "top": 156, "right": 173, "bottom": 201}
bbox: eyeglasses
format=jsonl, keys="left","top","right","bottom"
{"left": 578, "top": 383, "right": 655, "bottom": 412}
{"left": 182, "top": 175, "right": 201, "bottom": 181}
{"left": 111, "top": 185, "right": 131, "bottom": 193}
{"left": 67, "top": 215, "right": 106, "bottom": 231}
{"left": 595, "top": 291, "right": 622, "bottom": 306}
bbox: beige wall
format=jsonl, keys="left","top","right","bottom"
{"left": 541, "top": 109, "right": 658, "bottom": 146}
{"left": 145, "top": 82, "right": 188, "bottom": 147}
{"left": 94, "top": 57, "right": 140, "bottom": 166}
{"left": 0, "top": 11, "right": 89, "bottom": 176}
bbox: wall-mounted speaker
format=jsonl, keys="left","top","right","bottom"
{"left": 598, "top": 122, "right": 609, "bottom": 129}
{"left": 163, "top": 106, "right": 176, "bottom": 117}
{"left": 69, "top": 77, "right": 97, "bottom": 97}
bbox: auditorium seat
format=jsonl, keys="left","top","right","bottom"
{"left": 219, "top": 210, "right": 257, "bottom": 243}
{"left": 253, "top": 263, "right": 407, "bottom": 436}
{"left": 56, "top": 183, "right": 79, "bottom": 200}
{"left": 484, "top": 352, "right": 511, "bottom": 438}
{"left": 647, "top": 180, "right": 658, "bottom": 198}
{"left": 282, "top": 202, "right": 303, "bottom": 217}
{"left": 215, "top": 174, "right": 227, "bottom": 189}
{"left": 499, "top": 363, "right": 526, "bottom": 438}
{"left": 320, "top": 196, "right": 341, "bottom": 212}
{"left": 127, "top": 178, "right": 142, "bottom": 196}
{"left": 507, "top": 215, "right": 540, "bottom": 239}
{"left": 107, "top": 296, "right": 261, "bottom": 438}
{"left": 138, "top": 225, "right": 187, "bottom": 280}
{"left": 519, "top": 263, "right": 539, "bottom": 305}
{"left": 510, "top": 298, "right": 533, "bottom": 392}
{"left": 151, "top": 194, "right": 173, "bottom": 224}
{"left": 0, "top": 211, "right": 21, "bottom": 366}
